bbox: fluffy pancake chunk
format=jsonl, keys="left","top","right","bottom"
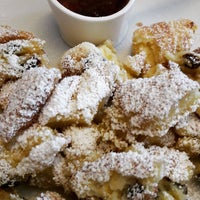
{"left": 39, "top": 56, "right": 119, "bottom": 127}
{"left": 175, "top": 113, "right": 200, "bottom": 138}
{"left": 0, "top": 124, "right": 70, "bottom": 186}
{"left": 132, "top": 19, "right": 197, "bottom": 77}
{"left": 105, "top": 63, "right": 200, "bottom": 137}
{"left": 0, "top": 25, "right": 34, "bottom": 44}
{"left": 38, "top": 76, "right": 81, "bottom": 127}
{"left": 52, "top": 126, "right": 101, "bottom": 192}
{"left": 0, "top": 38, "right": 49, "bottom": 87}
{"left": 59, "top": 42, "right": 104, "bottom": 77}
{"left": 0, "top": 67, "right": 61, "bottom": 142}
{"left": 70, "top": 144, "right": 194, "bottom": 199}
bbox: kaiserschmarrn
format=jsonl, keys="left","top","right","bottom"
{"left": 0, "top": 20, "right": 199, "bottom": 200}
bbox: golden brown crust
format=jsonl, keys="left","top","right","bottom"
{"left": 132, "top": 19, "right": 197, "bottom": 77}
{"left": 175, "top": 113, "right": 200, "bottom": 138}
{"left": 0, "top": 67, "right": 61, "bottom": 142}
{"left": 0, "top": 38, "right": 50, "bottom": 88}
{"left": 0, "top": 25, "right": 34, "bottom": 43}
{"left": 104, "top": 64, "right": 200, "bottom": 137}
{"left": 59, "top": 42, "right": 103, "bottom": 77}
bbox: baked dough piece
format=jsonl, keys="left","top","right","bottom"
{"left": 0, "top": 26, "right": 49, "bottom": 88}
{"left": 0, "top": 25, "right": 34, "bottom": 44}
{"left": 0, "top": 124, "right": 69, "bottom": 186}
{"left": 176, "top": 136, "right": 200, "bottom": 156}
{"left": 123, "top": 51, "right": 149, "bottom": 77}
{"left": 132, "top": 19, "right": 197, "bottom": 77}
{"left": 0, "top": 67, "right": 61, "bottom": 142}
{"left": 98, "top": 40, "right": 130, "bottom": 81}
{"left": 175, "top": 113, "right": 200, "bottom": 155}
{"left": 175, "top": 113, "right": 200, "bottom": 138}
{"left": 53, "top": 126, "right": 101, "bottom": 192}
{"left": 105, "top": 63, "right": 200, "bottom": 137}
{"left": 0, "top": 38, "right": 49, "bottom": 87}
{"left": 39, "top": 50, "right": 119, "bottom": 126}
{"left": 70, "top": 144, "right": 194, "bottom": 199}
{"left": 38, "top": 76, "right": 81, "bottom": 127}
{"left": 59, "top": 42, "right": 104, "bottom": 77}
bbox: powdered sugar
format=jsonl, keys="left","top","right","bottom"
{"left": 0, "top": 67, "right": 61, "bottom": 142}
{"left": 107, "top": 63, "right": 200, "bottom": 137}
{"left": 39, "top": 76, "right": 81, "bottom": 126}
{"left": 0, "top": 25, "right": 33, "bottom": 44}
{"left": 0, "top": 38, "right": 49, "bottom": 88}
{"left": 71, "top": 144, "right": 194, "bottom": 198}
{"left": 39, "top": 45, "right": 120, "bottom": 126}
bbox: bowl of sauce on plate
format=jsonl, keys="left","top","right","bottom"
{"left": 57, "top": 0, "right": 129, "bottom": 17}
{"left": 48, "top": 0, "right": 135, "bottom": 46}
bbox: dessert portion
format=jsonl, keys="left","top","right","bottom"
{"left": 70, "top": 144, "right": 193, "bottom": 199}
{"left": 0, "top": 67, "right": 61, "bottom": 142}
{"left": 0, "top": 124, "right": 69, "bottom": 186}
{"left": 104, "top": 63, "right": 200, "bottom": 137}
{"left": 0, "top": 19, "right": 200, "bottom": 200}
{"left": 0, "top": 25, "right": 34, "bottom": 44}
{"left": 39, "top": 42, "right": 120, "bottom": 127}
{"left": 0, "top": 26, "right": 49, "bottom": 88}
{"left": 132, "top": 19, "right": 197, "bottom": 77}
{"left": 59, "top": 42, "right": 104, "bottom": 77}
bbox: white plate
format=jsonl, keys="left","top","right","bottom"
{"left": 0, "top": 0, "right": 200, "bottom": 199}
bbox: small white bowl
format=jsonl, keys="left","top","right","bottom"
{"left": 48, "top": 0, "right": 135, "bottom": 47}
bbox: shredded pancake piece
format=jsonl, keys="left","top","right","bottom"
{"left": 175, "top": 113, "right": 200, "bottom": 138}
{"left": 123, "top": 51, "right": 149, "bottom": 77}
{"left": 59, "top": 42, "right": 104, "bottom": 77}
{"left": 105, "top": 63, "right": 200, "bottom": 137}
{"left": 53, "top": 126, "right": 101, "bottom": 192}
{"left": 0, "top": 25, "right": 34, "bottom": 44}
{"left": 13, "top": 125, "right": 69, "bottom": 178}
{"left": 0, "top": 38, "right": 49, "bottom": 87}
{"left": 70, "top": 144, "right": 194, "bottom": 199}
{"left": 0, "top": 67, "right": 61, "bottom": 142}
{"left": 38, "top": 76, "right": 81, "bottom": 127}
{"left": 0, "top": 124, "right": 70, "bottom": 186}
{"left": 176, "top": 136, "right": 200, "bottom": 156}
{"left": 39, "top": 47, "right": 120, "bottom": 126}
{"left": 132, "top": 19, "right": 197, "bottom": 77}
